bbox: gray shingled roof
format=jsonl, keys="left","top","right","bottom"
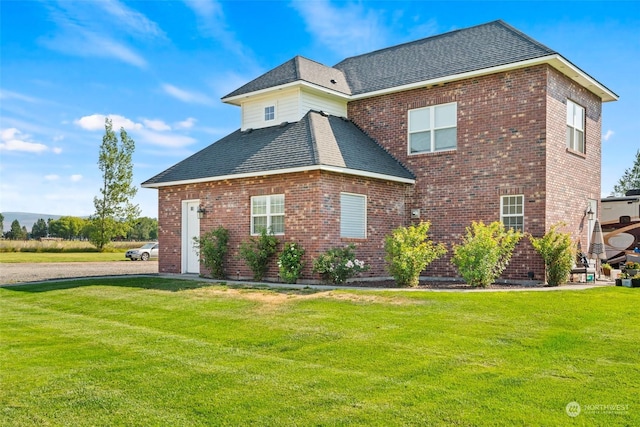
{"left": 223, "top": 56, "right": 351, "bottom": 99}
{"left": 142, "top": 111, "right": 414, "bottom": 186}
{"left": 333, "top": 20, "right": 556, "bottom": 95}
{"left": 223, "top": 20, "right": 557, "bottom": 100}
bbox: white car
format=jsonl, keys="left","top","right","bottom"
{"left": 125, "top": 242, "right": 159, "bottom": 261}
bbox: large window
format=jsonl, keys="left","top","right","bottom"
{"left": 251, "top": 194, "right": 284, "bottom": 235}
{"left": 566, "top": 100, "right": 585, "bottom": 153}
{"left": 408, "top": 102, "right": 457, "bottom": 154}
{"left": 341, "top": 193, "right": 366, "bottom": 238}
{"left": 501, "top": 195, "right": 524, "bottom": 232}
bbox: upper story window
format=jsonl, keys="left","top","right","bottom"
{"left": 251, "top": 194, "right": 284, "bottom": 235}
{"left": 264, "top": 105, "right": 275, "bottom": 122}
{"left": 566, "top": 100, "right": 585, "bottom": 153}
{"left": 501, "top": 195, "right": 524, "bottom": 232}
{"left": 408, "top": 102, "right": 457, "bottom": 154}
{"left": 340, "top": 193, "right": 367, "bottom": 239}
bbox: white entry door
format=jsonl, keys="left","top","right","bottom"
{"left": 182, "top": 200, "right": 200, "bottom": 274}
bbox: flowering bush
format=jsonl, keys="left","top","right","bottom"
{"left": 239, "top": 228, "right": 278, "bottom": 281}
{"left": 312, "top": 244, "right": 369, "bottom": 284}
{"left": 624, "top": 261, "right": 640, "bottom": 270}
{"left": 278, "top": 242, "right": 305, "bottom": 284}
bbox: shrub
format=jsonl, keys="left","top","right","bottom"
{"left": 452, "top": 221, "right": 523, "bottom": 288}
{"left": 313, "top": 244, "right": 369, "bottom": 284}
{"left": 278, "top": 242, "right": 305, "bottom": 284}
{"left": 529, "top": 224, "right": 575, "bottom": 286}
{"left": 194, "top": 226, "right": 230, "bottom": 279}
{"left": 384, "top": 221, "right": 447, "bottom": 287}
{"left": 239, "top": 228, "right": 279, "bottom": 281}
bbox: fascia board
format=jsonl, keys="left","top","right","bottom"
{"left": 222, "top": 81, "right": 351, "bottom": 105}
{"left": 141, "top": 165, "right": 415, "bottom": 189}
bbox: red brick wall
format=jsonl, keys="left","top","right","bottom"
{"left": 347, "top": 64, "right": 602, "bottom": 281}
{"left": 545, "top": 67, "right": 602, "bottom": 251}
{"left": 157, "top": 171, "right": 408, "bottom": 280}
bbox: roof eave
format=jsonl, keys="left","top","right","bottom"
{"left": 349, "top": 54, "right": 618, "bottom": 103}
{"left": 222, "top": 81, "right": 352, "bottom": 106}
{"left": 141, "top": 165, "right": 415, "bottom": 189}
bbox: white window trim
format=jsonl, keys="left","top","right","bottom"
{"left": 407, "top": 101, "right": 457, "bottom": 155}
{"left": 264, "top": 104, "right": 276, "bottom": 122}
{"left": 500, "top": 195, "right": 524, "bottom": 232}
{"left": 251, "top": 194, "right": 284, "bottom": 235}
{"left": 340, "top": 192, "right": 367, "bottom": 239}
{"left": 566, "top": 99, "right": 585, "bottom": 153}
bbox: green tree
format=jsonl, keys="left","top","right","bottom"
{"left": 49, "top": 216, "right": 86, "bottom": 240}
{"left": 128, "top": 217, "right": 158, "bottom": 241}
{"left": 0, "top": 212, "right": 4, "bottom": 235}
{"left": 90, "top": 118, "right": 140, "bottom": 250}
{"left": 613, "top": 149, "right": 640, "bottom": 196}
{"left": 31, "top": 218, "right": 48, "bottom": 239}
{"left": 9, "top": 219, "right": 26, "bottom": 240}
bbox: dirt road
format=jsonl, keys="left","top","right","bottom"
{"left": 0, "top": 261, "right": 158, "bottom": 285}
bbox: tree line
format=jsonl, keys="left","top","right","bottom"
{"left": 0, "top": 213, "right": 157, "bottom": 242}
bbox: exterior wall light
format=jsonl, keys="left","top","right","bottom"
{"left": 197, "top": 206, "right": 206, "bottom": 219}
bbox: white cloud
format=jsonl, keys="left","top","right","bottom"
{"left": 52, "top": 147, "right": 63, "bottom": 154}
{"left": 175, "top": 117, "right": 197, "bottom": 129}
{"left": 98, "top": 0, "right": 167, "bottom": 40}
{"left": 0, "top": 128, "right": 49, "bottom": 153}
{"left": 70, "top": 174, "right": 83, "bottom": 182}
{"left": 143, "top": 119, "right": 172, "bottom": 131}
{"left": 0, "top": 89, "right": 44, "bottom": 104}
{"left": 603, "top": 130, "right": 614, "bottom": 142}
{"left": 45, "top": 174, "right": 60, "bottom": 181}
{"left": 291, "top": 0, "right": 389, "bottom": 57}
{"left": 162, "top": 83, "right": 214, "bottom": 105}
{"left": 136, "top": 129, "right": 196, "bottom": 148}
{"left": 75, "top": 114, "right": 143, "bottom": 131}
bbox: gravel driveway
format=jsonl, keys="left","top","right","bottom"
{"left": 0, "top": 261, "right": 158, "bottom": 285}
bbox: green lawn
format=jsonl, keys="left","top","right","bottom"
{"left": 1, "top": 278, "right": 638, "bottom": 426}
{"left": 0, "top": 252, "right": 127, "bottom": 263}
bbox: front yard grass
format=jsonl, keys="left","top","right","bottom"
{"left": 1, "top": 278, "right": 638, "bottom": 425}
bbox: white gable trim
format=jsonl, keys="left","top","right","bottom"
{"left": 142, "top": 165, "right": 415, "bottom": 189}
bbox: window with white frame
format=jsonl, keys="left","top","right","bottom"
{"left": 501, "top": 195, "right": 524, "bottom": 232}
{"left": 566, "top": 100, "right": 585, "bottom": 153}
{"left": 264, "top": 105, "right": 275, "bottom": 122}
{"left": 408, "top": 102, "right": 457, "bottom": 154}
{"left": 251, "top": 194, "right": 284, "bottom": 235}
{"left": 340, "top": 193, "right": 366, "bottom": 238}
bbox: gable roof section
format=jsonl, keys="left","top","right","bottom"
{"left": 223, "top": 56, "right": 351, "bottom": 101}
{"left": 333, "top": 20, "right": 557, "bottom": 95}
{"left": 141, "top": 111, "right": 414, "bottom": 188}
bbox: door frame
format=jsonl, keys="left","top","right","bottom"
{"left": 181, "top": 199, "right": 200, "bottom": 274}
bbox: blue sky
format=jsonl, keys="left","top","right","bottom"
{"left": 1, "top": 0, "right": 638, "bottom": 218}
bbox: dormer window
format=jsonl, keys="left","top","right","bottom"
{"left": 264, "top": 105, "right": 275, "bottom": 122}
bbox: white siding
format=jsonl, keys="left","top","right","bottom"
{"left": 241, "top": 89, "right": 300, "bottom": 130}
{"left": 240, "top": 87, "right": 348, "bottom": 130}
{"left": 301, "top": 91, "right": 347, "bottom": 117}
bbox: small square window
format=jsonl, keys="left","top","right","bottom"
{"left": 264, "top": 105, "right": 275, "bottom": 121}
{"left": 251, "top": 194, "right": 284, "bottom": 235}
{"left": 408, "top": 102, "right": 457, "bottom": 154}
{"left": 500, "top": 195, "right": 524, "bottom": 232}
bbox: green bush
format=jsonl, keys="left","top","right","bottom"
{"left": 452, "top": 221, "right": 523, "bottom": 288}
{"left": 195, "top": 226, "right": 230, "bottom": 279}
{"left": 239, "top": 228, "right": 278, "bottom": 281}
{"left": 384, "top": 221, "right": 447, "bottom": 287}
{"left": 278, "top": 242, "right": 305, "bottom": 284}
{"left": 529, "top": 223, "right": 575, "bottom": 286}
{"left": 312, "top": 244, "right": 369, "bottom": 284}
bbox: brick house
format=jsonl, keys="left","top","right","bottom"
{"left": 142, "top": 20, "right": 617, "bottom": 283}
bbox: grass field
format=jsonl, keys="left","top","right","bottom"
{"left": 1, "top": 278, "right": 638, "bottom": 426}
